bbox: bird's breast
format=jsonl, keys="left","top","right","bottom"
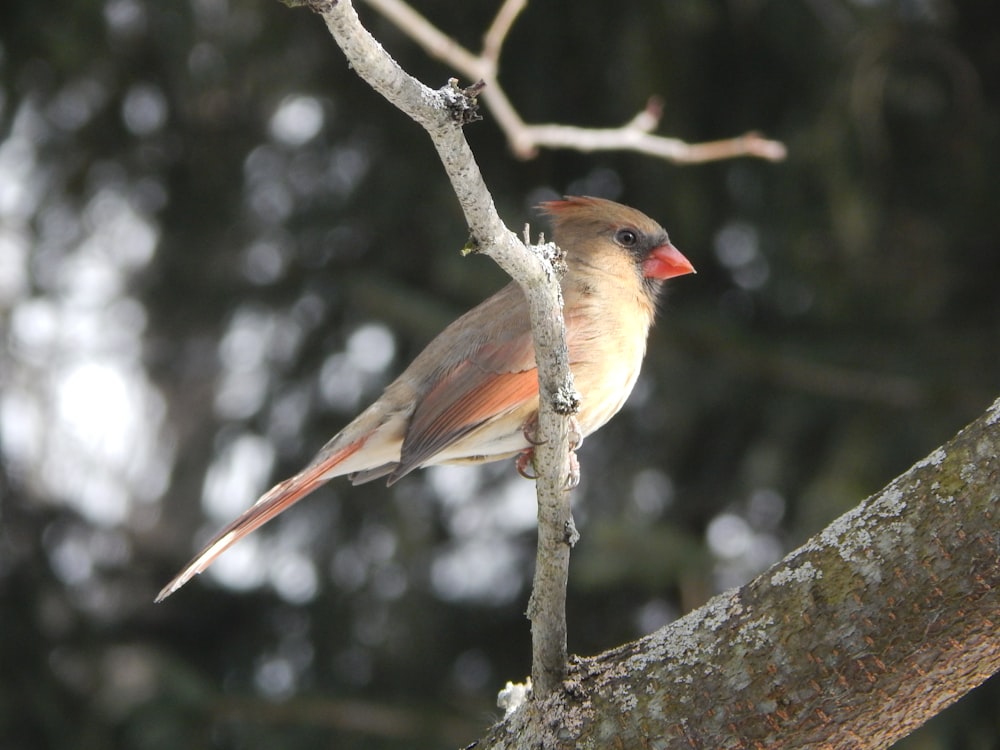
{"left": 572, "top": 350, "right": 645, "bottom": 437}
{"left": 568, "top": 315, "right": 650, "bottom": 438}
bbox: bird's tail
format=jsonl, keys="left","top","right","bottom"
{"left": 155, "top": 438, "right": 366, "bottom": 602}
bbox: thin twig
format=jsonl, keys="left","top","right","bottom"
{"left": 520, "top": 124, "right": 788, "bottom": 162}
{"left": 482, "top": 0, "right": 528, "bottom": 65}
{"left": 361, "top": 0, "right": 787, "bottom": 163}
{"left": 361, "top": 0, "right": 483, "bottom": 75}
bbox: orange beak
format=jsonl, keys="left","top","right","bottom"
{"left": 642, "top": 242, "right": 696, "bottom": 280}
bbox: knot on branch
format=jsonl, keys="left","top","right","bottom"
{"left": 533, "top": 239, "right": 566, "bottom": 279}
{"left": 460, "top": 234, "right": 481, "bottom": 256}
{"left": 552, "top": 383, "right": 581, "bottom": 416}
{"left": 442, "top": 78, "right": 486, "bottom": 126}
{"left": 564, "top": 518, "right": 580, "bottom": 546}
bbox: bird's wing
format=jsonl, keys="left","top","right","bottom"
{"left": 390, "top": 362, "right": 539, "bottom": 482}
{"left": 387, "top": 287, "right": 543, "bottom": 482}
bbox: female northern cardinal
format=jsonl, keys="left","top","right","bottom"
{"left": 156, "top": 196, "right": 694, "bottom": 601}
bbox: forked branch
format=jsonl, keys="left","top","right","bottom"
{"left": 362, "top": 0, "right": 787, "bottom": 162}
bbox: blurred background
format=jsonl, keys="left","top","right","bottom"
{"left": 2, "top": 0, "right": 999, "bottom": 747}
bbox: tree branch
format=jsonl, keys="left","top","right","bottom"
{"left": 482, "top": 0, "right": 528, "bottom": 66}
{"left": 302, "top": 0, "right": 579, "bottom": 694}
{"left": 361, "top": 0, "right": 787, "bottom": 162}
{"left": 480, "top": 395, "right": 1000, "bottom": 748}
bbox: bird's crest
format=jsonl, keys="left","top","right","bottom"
{"left": 539, "top": 196, "right": 661, "bottom": 237}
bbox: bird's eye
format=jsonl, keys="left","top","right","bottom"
{"left": 615, "top": 228, "right": 639, "bottom": 247}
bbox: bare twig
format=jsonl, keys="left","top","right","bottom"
{"left": 482, "top": 0, "right": 528, "bottom": 65}
{"left": 306, "top": 0, "right": 578, "bottom": 695}
{"left": 361, "top": 0, "right": 787, "bottom": 162}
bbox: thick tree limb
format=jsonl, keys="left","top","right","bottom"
{"left": 480, "top": 395, "right": 1000, "bottom": 748}
{"left": 301, "top": 0, "right": 579, "bottom": 694}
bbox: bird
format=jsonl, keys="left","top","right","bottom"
{"left": 156, "top": 196, "right": 694, "bottom": 602}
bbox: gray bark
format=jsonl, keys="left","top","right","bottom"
{"left": 481, "top": 396, "right": 1000, "bottom": 748}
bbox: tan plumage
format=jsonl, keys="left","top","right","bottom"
{"left": 156, "top": 196, "right": 694, "bottom": 601}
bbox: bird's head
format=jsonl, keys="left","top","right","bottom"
{"left": 539, "top": 196, "right": 695, "bottom": 291}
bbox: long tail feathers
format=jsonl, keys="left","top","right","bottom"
{"left": 155, "top": 439, "right": 366, "bottom": 602}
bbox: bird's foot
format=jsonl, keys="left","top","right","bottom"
{"left": 567, "top": 416, "right": 583, "bottom": 452}
{"left": 521, "top": 415, "right": 544, "bottom": 446}
{"left": 521, "top": 415, "right": 583, "bottom": 450}
{"left": 518, "top": 450, "right": 578, "bottom": 489}
{"left": 565, "top": 451, "right": 581, "bottom": 489}
{"left": 516, "top": 414, "right": 582, "bottom": 489}
{"left": 516, "top": 448, "right": 537, "bottom": 480}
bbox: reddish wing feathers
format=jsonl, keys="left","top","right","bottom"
{"left": 390, "top": 327, "right": 541, "bottom": 482}
{"left": 392, "top": 366, "right": 539, "bottom": 481}
{"left": 384, "top": 284, "right": 540, "bottom": 481}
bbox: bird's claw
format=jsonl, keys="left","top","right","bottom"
{"left": 516, "top": 449, "right": 537, "bottom": 480}
{"left": 565, "top": 451, "right": 581, "bottom": 490}
{"left": 567, "top": 416, "right": 583, "bottom": 452}
{"left": 521, "top": 417, "right": 546, "bottom": 447}
{"left": 515, "top": 447, "right": 581, "bottom": 490}
{"left": 522, "top": 415, "right": 582, "bottom": 449}
{"left": 517, "top": 416, "right": 583, "bottom": 486}
{"left": 514, "top": 414, "right": 583, "bottom": 490}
